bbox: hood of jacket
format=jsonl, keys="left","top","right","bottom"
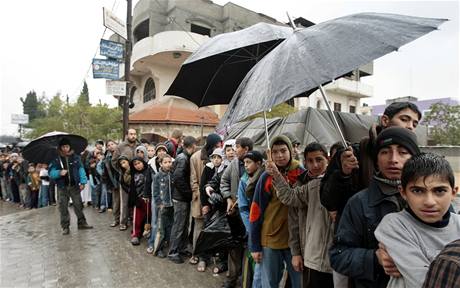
{"left": 135, "top": 145, "right": 149, "bottom": 163}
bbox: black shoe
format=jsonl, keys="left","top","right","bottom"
{"left": 180, "top": 250, "right": 192, "bottom": 258}
{"left": 221, "top": 280, "right": 236, "bottom": 288}
{"left": 156, "top": 250, "right": 166, "bottom": 258}
{"left": 168, "top": 254, "right": 184, "bottom": 264}
{"left": 98, "top": 208, "right": 106, "bottom": 213}
{"left": 62, "top": 227, "right": 70, "bottom": 235}
{"left": 78, "top": 223, "right": 93, "bottom": 230}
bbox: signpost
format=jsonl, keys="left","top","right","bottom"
{"left": 106, "top": 80, "right": 127, "bottom": 96}
{"left": 92, "top": 58, "right": 120, "bottom": 80}
{"left": 103, "top": 7, "right": 127, "bottom": 40}
{"left": 100, "top": 39, "right": 124, "bottom": 60}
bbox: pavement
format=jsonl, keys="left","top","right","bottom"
{"left": 0, "top": 201, "right": 224, "bottom": 288}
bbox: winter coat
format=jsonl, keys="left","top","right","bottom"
{"left": 103, "top": 151, "right": 119, "bottom": 189}
{"left": 190, "top": 149, "right": 208, "bottom": 218}
{"left": 128, "top": 157, "right": 148, "bottom": 208}
{"left": 152, "top": 169, "right": 174, "bottom": 207}
{"left": 171, "top": 150, "right": 193, "bottom": 202}
{"left": 237, "top": 165, "right": 264, "bottom": 234}
{"left": 320, "top": 124, "right": 381, "bottom": 220}
{"left": 49, "top": 153, "right": 87, "bottom": 188}
{"left": 220, "top": 158, "right": 244, "bottom": 200}
{"left": 200, "top": 162, "right": 226, "bottom": 209}
{"left": 273, "top": 172, "right": 334, "bottom": 273}
{"left": 165, "top": 138, "right": 179, "bottom": 158}
{"left": 249, "top": 159, "right": 304, "bottom": 252}
{"left": 329, "top": 178, "right": 405, "bottom": 288}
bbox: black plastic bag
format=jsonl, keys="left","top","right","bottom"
{"left": 194, "top": 211, "right": 242, "bottom": 255}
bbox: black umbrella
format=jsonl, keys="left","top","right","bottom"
{"left": 219, "top": 12, "right": 447, "bottom": 146}
{"left": 22, "top": 131, "right": 88, "bottom": 164}
{"left": 165, "top": 22, "right": 293, "bottom": 107}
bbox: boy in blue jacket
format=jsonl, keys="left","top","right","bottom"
{"left": 49, "top": 138, "right": 93, "bottom": 235}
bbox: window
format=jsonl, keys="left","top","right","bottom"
{"left": 316, "top": 100, "right": 321, "bottom": 109}
{"left": 133, "top": 19, "right": 149, "bottom": 43}
{"left": 334, "top": 102, "right": 342, "bottom": 112}
{"left": 349, "top": 105, "right": 356, "bottom": 113}
{"left": 143, "top": 78, "right": 156, "bottom": 103}
{"left": 286, "top": 98, "right": 295, "bottom": 107}
{"left": 191, "top": 24, "right": 211, "bottom": 36}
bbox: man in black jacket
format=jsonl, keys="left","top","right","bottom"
{"left": 168, "top": 136, "right": 197, "bottom": 264}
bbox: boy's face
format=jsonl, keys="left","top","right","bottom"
{"left": 28, "top": 165, "right": 35, "bottom": 173}
{"left": 271, "top": 143, "right": 290, "bottom": 168}
{"left": 244, "top": 158, "right": 260, "bottom": 175}
{"left": 120, "top": 159, "right": 130, "bottom": 169}
{"left": 107, "top": 141, "right": 117, "bottom": 152}
{"left": 235, "top": 144, "right": 248, "bottom": 160}
{"left": 147, "top": 146, "right": 155, "bottom": 158}
{"left": 133, "top": 160, "right": 144, "bottom": 171}
{"left": 60, "top": 145, "right": 71, "bottom": 154}
{"left": 400, "top": 175, "right": 458, "bottom": 223}
{"left": 382, "top": 108, "right": 420, "bottom": 131}
{"left": 136, "top": 151, "right": 145, "bottom": 159}
{"left": 305, "top": 150, "right": 328, "bottom": 177}
{"left": 225, "top": 146, "right": 235, "bottom": 161}
{"left": 211, "top": 155, "right": 223, "bottom": 167}
{"left": 96, "top": 153, "right": 104, "bottom": 161}
{"left": 160, "top": 157, "right": 173, "bottom": 171}
{"left": 156, "top": 148, "right": 167, "bottom": 157}
{"left": 377, "top": 144, "right": 412, "bottom": 180}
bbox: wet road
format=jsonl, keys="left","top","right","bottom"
{"left": 0, "top": 201, "right": 223, "bottom": 288}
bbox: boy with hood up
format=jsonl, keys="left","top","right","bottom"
{"left": 129, "top": 156, "right": 150, "bottom": 245}
{"left": 249, "top": 135, "right": 305, "bottom": 288}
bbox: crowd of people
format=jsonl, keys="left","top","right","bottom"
{"left": 0, "top": 101, "right": 459, "bottom": 288}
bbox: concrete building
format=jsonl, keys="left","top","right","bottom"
{"left": 126, "top": 0, "right": 374, "bottom": 142}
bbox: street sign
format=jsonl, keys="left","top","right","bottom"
{"left": 100, "top": 39, "right": 124, "bottom": 60}
{"left": 103, "top": 7, "right": 127, "bottom": 40}
{"left": 106, "top": 80, "right": 127, "bottom": 96}
{"left": 92, "top": 58, "right": 120, "bottom": 80}
{"left": 11, "top": 114, "right": 29, "bottom": 125}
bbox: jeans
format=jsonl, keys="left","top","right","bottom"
{"left": 58, "top": 185, "right": 87, "bottom": 229}
{"left": 19, "top": 184, "right": 30, "bottom": 207}
{"left": 39, "top": 185, "right": 49, "bottom": 207}
{"left": 100, "top": 183, "right": 108, "bottom": 209}
{"left": 91, "top": 183, "right": 101, "bottom": 207}
{"left": 168, "top": 200, "right": 190, "bottom": 256}
{"left": 260, "top": 247, "right": 300, "bottom": 288}
{"left": 148, "top": 201, "right": 160, "bottom": 248}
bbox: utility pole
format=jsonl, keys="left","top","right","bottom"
{"left": 122, "top": 0, "right": 132, "bottom": 139}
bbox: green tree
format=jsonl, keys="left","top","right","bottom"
{"left": 77, "top": 81, "right": 90, "bottom": 106}
{"left": 20, "top": 90, "right": 46, "bottom": 123}
{"left": 424, "top": 102, "right": 460, "bottom": 145}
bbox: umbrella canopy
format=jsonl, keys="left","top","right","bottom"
{"left": 22, "top": 131, "right": 88, "bottom": 164}
{"left": 225, "top": 107, "right": 375, "bottom": 148}
{"left": 165, "top": 22, "right": 293, "bottom": 107}
{"left": 219, "top": 12, "right": 447, "bottom": 127}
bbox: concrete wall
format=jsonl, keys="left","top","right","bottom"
{"left": 420, "top": 146, "right": 460, "bottom": 185}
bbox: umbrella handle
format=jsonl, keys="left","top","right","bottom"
{"left": 319, "top": 85, "right": 348, "bottom": 148}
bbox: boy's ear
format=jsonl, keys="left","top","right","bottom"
{"left": 452, "top": 186, "right": 459, "bottom": 197}
{"left": 380, "top": 114, "right": 390, "bottom": 128}
{"left": 398, "top": 185, "right": 406, "bottom": 200}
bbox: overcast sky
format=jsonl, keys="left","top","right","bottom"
{"left": 0, "top": 0, "right": 458, "bottom": 136}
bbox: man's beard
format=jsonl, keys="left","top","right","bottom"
{"left": 128, "top": 138, "right": 136, "bottom": 143}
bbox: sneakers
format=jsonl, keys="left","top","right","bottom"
{"left": 78, "top": 223, "right": 93, "bottom": 230}
{"left": 110, "top": 222, "right": 119, "bottom": 227}
{"left": 146, "top": 246, "right": 154, "bottom": 254}
{"left": 62, "top": 227, "right": 70, "bottom": 235}
{"left": 119, "top": 224, "right": 127, "bottom": 231}
{"left": 131, "top": 237, "right": 140, "bottom": 246}
{"left": 168, "top": 254, "right": 184, "bottom": 264}
{"left": 98, "top": 208, "right": 107, "bottom": 213}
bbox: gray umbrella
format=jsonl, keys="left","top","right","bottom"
{"left": 165, "top": 22, "right": 293, "bottom": 107}
{"left": 219, "top": 12, "right": 447, "bottom": 145}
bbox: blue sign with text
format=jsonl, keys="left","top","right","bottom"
{"left": 100, "top": 39, "right": 124, "bottom": 60}
{"left": 92, "top": 58, "right": 119, "bottom": 80}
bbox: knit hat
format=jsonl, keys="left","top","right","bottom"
{"left": 96, "top": 139, "right": 104, "bottom": 146}
{"left": 243, "top": 150, "right": 264, "bottom": 163}
{"left": 282, "top": 132, "right": 301, "bottom": 146}
{"left": 210, "top": 148, "right": 223, "bottom": 158}
{"left": 58, "top": 137, "right": 71, "bottom": 147}
{"left": 155, "top": 143, "right": 168, "bottom": 154}
{"left": 374, "top": 127, "right": 420, "bottom": 159}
